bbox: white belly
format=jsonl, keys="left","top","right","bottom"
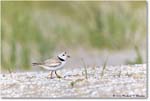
{"left": 39, "top": 62, "right": 66, "bottom": 71}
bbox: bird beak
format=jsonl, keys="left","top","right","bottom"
{"left": 67, "top": 55, "right": 70, "bottom": 58}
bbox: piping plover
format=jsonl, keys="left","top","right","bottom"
{"left": 32, "top": 52, "right": 70, "bottom": 78}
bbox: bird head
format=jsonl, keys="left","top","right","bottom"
{"left": 58, "top": 51, "right": 70, "bottom": 61}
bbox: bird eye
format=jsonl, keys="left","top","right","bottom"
{"left": 62, "top": 54, "right": 65, "bottom": 56}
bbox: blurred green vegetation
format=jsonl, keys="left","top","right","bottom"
{"left": 1, "top": 1, "right": 147, "bottom": 71}
{"left": 126, "top": 45, "right": 143, "bottom": 64}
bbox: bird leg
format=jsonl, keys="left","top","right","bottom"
{"left": 55, "top": 71, "right": 62, "bottom": 78}
{"left": 47, "top": 71, "right": 54, "bottom": 79}
{"left": 51, "top": 71, "right": 54, "bottom": 79}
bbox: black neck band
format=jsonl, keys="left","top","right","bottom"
{"left": 58, "top": 56, "right": 65, "bottom": 61}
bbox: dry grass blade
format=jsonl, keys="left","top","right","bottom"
{"left": 70, "top": 79, "right": 84, "bottom": 88}
{"left": 8, "top": 68, "right": 12, "bottom": 74}
{"left": 8, "top": 68, "right": 13, "bottom": 78}
{"left": 118, "top": 69, "right": 122, "bottom": 78}
{"left": 81, "top": 59, "right": 88, "bottom": 79}
{"left": 101, "top": 56, "right": 108, "bottom": 78}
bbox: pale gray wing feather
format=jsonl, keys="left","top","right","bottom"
{"left": 44, "top": 58, "right": 61, "bottom": 67}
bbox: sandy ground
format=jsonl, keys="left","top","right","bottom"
{"left": 0, "top": 64, "right": 147, "bottom": 98}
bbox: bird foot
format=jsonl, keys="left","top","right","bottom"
{"left": 56, "top": 75, "right": 62, "bottom": 78}
{"left": 47, "top": 75, "right": 54, "bottom": 79}
{"left": 46, "top": 76, "right": 54, "bottom": 79}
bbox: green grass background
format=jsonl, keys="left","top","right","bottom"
{"left": 1, "top": 1, "right": 147, "bottom": 71}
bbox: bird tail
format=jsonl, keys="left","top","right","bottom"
{"left": 32, "top": 62, "right": 43, "bottom": 66}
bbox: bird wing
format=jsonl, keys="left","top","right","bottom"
{"left": 44, "top": 58, "right": 61, "bottom": 67}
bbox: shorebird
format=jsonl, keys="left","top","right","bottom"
{"left": 32, "top": 52, "right": 70, "bottom": 78}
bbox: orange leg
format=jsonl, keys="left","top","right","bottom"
{"left": 55, "top": 71, "right": 62, "bottom": 78}
{"left": 47, "top": 71, "right": 54, "bottom": 79}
